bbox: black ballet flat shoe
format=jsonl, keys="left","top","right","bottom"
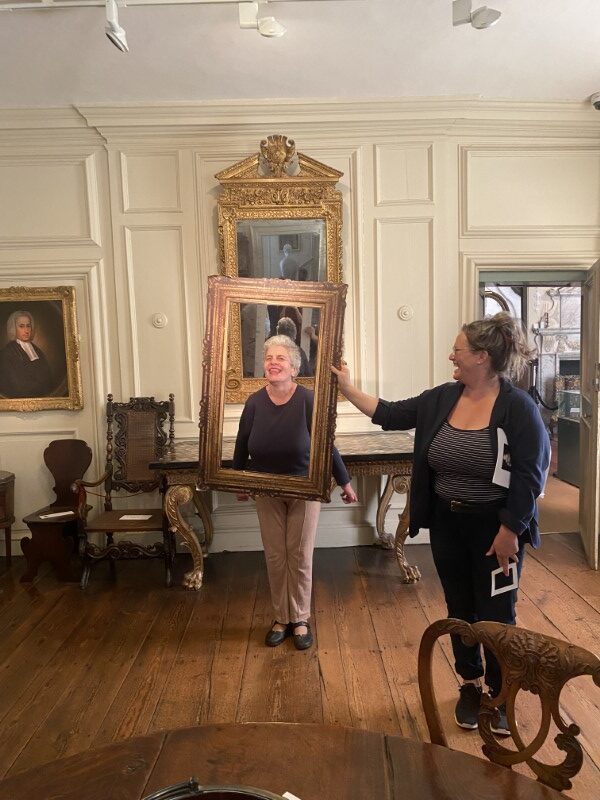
{"left": 291, "top": 620, "right": 313, "bottom": 651}
{"left": 265, "top": 622, "right": 291, "bottom": 647}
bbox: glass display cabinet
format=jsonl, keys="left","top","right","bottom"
{"left": 557, "top": 388, "right": 581, "bottom": 420}
{"left": 556, "top": 388, "right": 580, "bottom": 487}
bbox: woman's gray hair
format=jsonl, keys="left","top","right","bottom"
{"left": 6, "top": 309, "right": 34, "bottom": 341}
{"left": 462, "top": 312, "right": 535, "bottom": 379}
{"left": 276, "top": 316, "right": 298, "bottom": 341}
{"left": 264, "top": 335, "right": 301, "bottom": 373}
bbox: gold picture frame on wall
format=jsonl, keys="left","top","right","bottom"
{"left": 0, "top": 286, "right": 83, "bottom": 412}
{"left": 216, "top": 134, "right": 344, "bottom": 404}
{"left": 198, "top": 276, "right": 347, "bottom": 502}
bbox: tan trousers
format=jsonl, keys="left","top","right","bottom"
{"left": 254, "top": 496, "right": 321, "bottom": 624}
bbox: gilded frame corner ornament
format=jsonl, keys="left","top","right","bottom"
{"left": 215, "top": 134, "right": 344, "bottom": 404}
{"left": 0, "top": 285, "right": 83, "bottom": 412}
{"left": 199, "top": 275, "right": 347, "bottom": 503}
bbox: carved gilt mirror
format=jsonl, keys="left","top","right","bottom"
{"left": 216, "top": 134, "right": 343, "bottom": 403}
{"left": 198, "top": 276, "right": 347, "bottom": 502}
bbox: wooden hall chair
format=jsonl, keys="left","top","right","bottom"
{"left": 73, "top": 394, "right": 175, "bottom": 590}
{"left": 21, "top": 439, "right": 92, "bottom": 581}
{"left": 418, "top": 618, "right": 600, "bottom": 792}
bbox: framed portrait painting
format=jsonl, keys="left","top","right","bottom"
{"left": 0, "top": 286, "right": 83, "bottom": 412}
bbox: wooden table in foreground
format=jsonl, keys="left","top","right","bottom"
{"left": 0, "top": 722, "right": 563, "bottom": 800}
{"left": 151, "top": 431, "right": 416, "bottom": 590}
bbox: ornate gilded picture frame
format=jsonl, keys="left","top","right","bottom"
{"left": 0, "top": 286, "right": 83, "bottom": 412}
{"left": 216, "top": 134, "right": 343, "bottom": 403}
{"left": 198, "top": 276, "right": 347, "bottom": 502}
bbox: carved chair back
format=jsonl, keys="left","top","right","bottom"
{"left": 103, "top": 394, "right": 175, "bottom": 510}
{"left": 44, "top": 439, "right": 93, "bottom": 508}
{"left": 418, "top": 618, "right": 600, "bottom": 792}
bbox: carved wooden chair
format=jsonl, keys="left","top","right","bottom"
{"left": 418, "top": 618, "right": 600, "bottom": 792}
{"left": 22, "top": 439, "right": 92, "bottom": 581}
{"left": 73, "top": 394, "right": 175, "bottom": 589}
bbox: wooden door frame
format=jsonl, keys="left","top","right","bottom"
{"left": 462, "top": 253, "right": 598, "bottom": 567}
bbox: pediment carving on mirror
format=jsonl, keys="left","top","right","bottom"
{"left": 216, "top": 135, "right": 344, "bottom": 404}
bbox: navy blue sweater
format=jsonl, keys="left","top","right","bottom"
{"left": 233, "top": 385, "right": 350, "bottom": 487}
{"left": 372, "top": 379, "right": 550, "bottom": 548}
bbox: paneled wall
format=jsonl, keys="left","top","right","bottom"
{"left": 1, "top": 101, "right": 599, "bottom": 554}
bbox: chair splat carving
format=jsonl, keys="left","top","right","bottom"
{"left": 418, "top": 618, "right": 600, "bottom": 792}
{"left": 73, "top": 394, "right": 176, "bottom": 589}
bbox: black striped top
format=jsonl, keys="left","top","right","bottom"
{"left": 427, "top": 421, "right": 508, "bottom": 502}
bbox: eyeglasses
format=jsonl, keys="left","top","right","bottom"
{"left": 451, "top": 347, "right": 469, "bottom": 355}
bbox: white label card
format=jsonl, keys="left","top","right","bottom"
{"left": 38, "top": 511, "right": 75, "bottom": 519}
{"left": 492, "top": 427, "right": 511, "bottom": 489}
{"left": 119, "top": 514, "right": 152, "bottom": 521}
{"left": 491, "top": 562, "right": 518, "bottom": 597}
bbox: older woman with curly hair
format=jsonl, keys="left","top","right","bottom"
{"left": 234, "top": 334, "right": 357, "bottom": 650}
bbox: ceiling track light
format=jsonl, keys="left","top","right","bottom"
{"left": 452, "top": 0, "right": 501, "bottom": 30}
{"left": 238, "top": 1, "right": 286, "bottom": 38}
{"left": 105, "top": 0, "right": 129, "bottom": 52}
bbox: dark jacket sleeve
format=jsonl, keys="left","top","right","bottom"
{"left": 371, "top": 393, "right": 423, "bottom": 430}
{"left": 332, "top": 447, "right": 350, "bottom": 487}
{"left": 499, "top": 395, "right": 551, "bottom": 537}
{"left": 232, "top": 400, "right": 255, "bottom": 470}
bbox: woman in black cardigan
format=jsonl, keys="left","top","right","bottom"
{"left": 333, "top": 313, "right": 550, "bottom": 735}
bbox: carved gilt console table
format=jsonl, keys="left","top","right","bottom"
{"left": 151, "top": 430, "right": 417, "bottom": 590}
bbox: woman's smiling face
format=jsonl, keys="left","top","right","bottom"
{"left": 449, "top": 332, "right": 480, "bottom": 382}
{"left": 264, "top": 345, "right": 296, "bottom": 384}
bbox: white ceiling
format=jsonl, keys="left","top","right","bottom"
{"left": 1, "top": 0, "right": 600, "bottom": 107}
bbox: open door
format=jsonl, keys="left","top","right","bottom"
{"left": 579, "top": 259, "right": 600, "bottom": 569}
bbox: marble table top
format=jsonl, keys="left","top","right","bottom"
{"left": 151, "top": 430, "right": 414, "bottom": 471}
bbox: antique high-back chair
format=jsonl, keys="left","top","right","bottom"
{"left": 73, "top": 394, "right": 175, "bottom": 589}
{"left": 418, "top": 618, "right": 600, "bottom": 792}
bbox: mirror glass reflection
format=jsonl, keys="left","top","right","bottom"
{"left": 236, "top": 219, "right": 326, "bottom": 281}
{"left": 222, "top": 301, "right": 320, "bottom": 473}
{"left": 239, "top": 301, "right": 320, "bottom": 379}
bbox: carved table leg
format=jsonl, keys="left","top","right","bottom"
{"left": 191, "top": 489, "right": 213, "bottom": 555}
{"left": 375, "top": 475, "right": 398, "bottom": 549}
{"left": 392, "top": 478, "right": 421, "bottom": 583}
{"left": 164, "top": 484, "right": 204, "bottom": 590}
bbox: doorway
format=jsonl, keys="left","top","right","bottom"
{"left": 479, "top": 274, "right": 584, "bottom": 536}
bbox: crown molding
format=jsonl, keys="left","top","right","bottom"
{"left": 0, "top": 107, "right": 88, "bottom": 129}
{"left": 72, "top": 97, "right": 600, "bottom": 137}
{"left": 75, "top": 96, "right": 598, "bottom": 124}
{"left": 1, "top": 98, "right": 599, "bottom": 143}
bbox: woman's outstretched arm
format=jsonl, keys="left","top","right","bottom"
{"left": 331, "top": 364, "right": 379, "bottom": 419}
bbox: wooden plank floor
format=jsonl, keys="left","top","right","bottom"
{"left": 0, "top": 534, "right": 599, "bottom": 799}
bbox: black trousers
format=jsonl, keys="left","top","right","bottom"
{"left": 429, "top": 497, "right": 525, "bottom": 696}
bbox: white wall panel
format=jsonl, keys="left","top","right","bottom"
{"left": 375, "top": 144, "right": 433, "bottom": 205}
{"left": 376, "top": 218, "right": 433, "bottom": 401}
{"left": 121, "top": 152, "right": 181, "bottom": 213}
{"left": 0, "top": 259, "right": 113, "bottom": 555}
{"left": 125, "top": 226, "right": 193, "bottom": 416}
{"left": 1, "top": 101, "right": 599, "bottom": 554}
{"left": 0, "top": 155, "right": 100, "bottom": 247}
{"left": 462, "top": 147, "right": 600, "bottom": 236}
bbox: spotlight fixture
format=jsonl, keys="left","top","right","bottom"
{"left": 452, "top": 0, "right": 501, "bottom": 29}
{"left": 105, "top": 0, "right": 129, "bottom": 52}
{"left": 238, "top": 1, "right": 287, "bottom": 38}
